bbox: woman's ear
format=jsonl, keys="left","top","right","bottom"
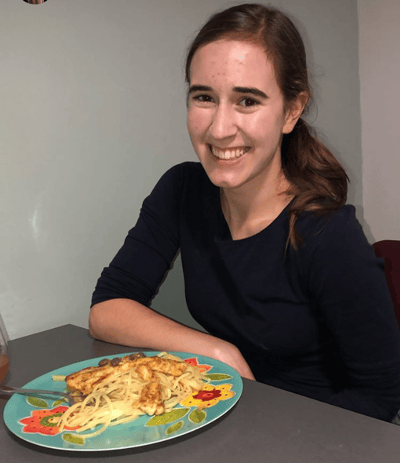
{"left": 282, "top": 92, "right": 309, "bottom": 134}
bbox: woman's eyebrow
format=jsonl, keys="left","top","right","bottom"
{"left": 188, "top": 85, "right": 213, "bottom": 94}
{"left": 233, "top": 87, "right": 268, "bottom": 99}
{"left": 188, "top": 85, "right": 268, "bottom": 100}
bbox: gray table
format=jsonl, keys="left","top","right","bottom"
{"left": 1, "top": 324, "right": 400, "bottom": 462}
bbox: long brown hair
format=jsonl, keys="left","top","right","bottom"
{"left": 185, "top": 3, "right": 348, "bottom": 249}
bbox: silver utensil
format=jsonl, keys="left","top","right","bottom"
{"left": 0, "top": 385, "right": 75, "bottom": 406}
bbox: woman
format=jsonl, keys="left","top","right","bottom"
{"left": 89, "top": 4, "right": 400, "bottom": 421}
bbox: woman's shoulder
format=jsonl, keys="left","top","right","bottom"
{"left": 145, "top": 162, "right": 213, "bottom": 214}
{"left": 296, "top": 204, "right": 374, "bottom": 260}
{"left": 297, "top": 204, "right": 358, "bottom": 238}
{"left": 162, "top": 161, "right": 217, "bottom": 193}
{"left": 151, "top": 161, "right": 207, "bottom": 192}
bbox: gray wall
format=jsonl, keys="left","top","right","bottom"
{"left": 359, "top": 0, "right": 400, "bottom": 243}
{"left": 0, "top": 0, "right": 361, "bottom": 340}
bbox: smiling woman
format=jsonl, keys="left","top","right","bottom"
{"left": 186, "top": 39, "right": 304, "bottom": 233}
{"left": 184, "top": 5, "right": 346, "bottom": 246}
{"left": 89, "top": 3, "right": 400, "bottom": 423}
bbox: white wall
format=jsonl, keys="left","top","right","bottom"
{"left": 358, "top": 0, "right": 400, "bottom": 243}
{"left": 0, "top": 0, "right": 361, "bottom": 340}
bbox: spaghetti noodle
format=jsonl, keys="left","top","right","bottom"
{"left": 55, "top": 353, "right": 207, "bottom": 439}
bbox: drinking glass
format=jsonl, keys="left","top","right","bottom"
{"left": 0, "top": 317, "right": 9, "bottom": 383}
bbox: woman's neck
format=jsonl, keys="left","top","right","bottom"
{"left": 220, "top": 172, "right": 292, "bottom": 240}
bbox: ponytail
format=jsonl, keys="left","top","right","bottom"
{"left": 282, "top": 118, "right": 349, "bottom": 250}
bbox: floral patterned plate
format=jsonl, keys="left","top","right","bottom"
{"left": 3, "top": 351, "right": 243, "bottom": 451}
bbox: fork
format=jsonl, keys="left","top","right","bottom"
{"left": 0, "top": 385, "right": 75, "bottom": 406}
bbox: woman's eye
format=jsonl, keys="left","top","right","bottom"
{"left": 239, "top": 98, "right": 259, "bottom": 107}
{"left": 192, "top": 94, "right": 213, "bottom": 103}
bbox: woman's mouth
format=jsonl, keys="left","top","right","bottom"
{"left": 209, "top": 145, "right": 250, "bottom": 160}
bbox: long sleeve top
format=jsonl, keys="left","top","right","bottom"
{"left": 92, "top": 162, "right": 400, "bottom": 422}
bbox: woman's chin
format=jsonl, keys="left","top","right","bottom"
{"left": 197, "top": 153, "right": 250, "bottom": 189}
{"left": 205, "top": 171, "right": 246, "bottom": 190}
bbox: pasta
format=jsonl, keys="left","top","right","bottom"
{"left": 55, "top": 353, "right": 207, "bottom": 439}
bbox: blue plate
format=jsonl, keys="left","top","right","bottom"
{"left": 3, "top": 351, "right": 242, "bottom": 451}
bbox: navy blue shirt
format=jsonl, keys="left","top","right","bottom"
{"left": 92, "top": 162, "right": 400, "bottom": 421}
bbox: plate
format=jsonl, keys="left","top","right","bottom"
{"left": 3, "top": 351, "right": 242, "bottom": 451}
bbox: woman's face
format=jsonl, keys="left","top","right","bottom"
{"left": 187, "top": 40, "right": 301, "bottom": 191}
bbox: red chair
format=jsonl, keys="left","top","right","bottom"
{"left": 373, "top": 240, "right": 400, "bottom": 330}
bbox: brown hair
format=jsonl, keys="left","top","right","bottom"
{"left": 185, "top": 3, "right": 348, "bottom": 249}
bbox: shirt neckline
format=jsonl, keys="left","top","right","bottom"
{"left": 214, "top": 188, "right": 294, "bottom": 243}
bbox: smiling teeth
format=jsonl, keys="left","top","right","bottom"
{"left": 210, "top": 146, "right": 249, "bottom": 160}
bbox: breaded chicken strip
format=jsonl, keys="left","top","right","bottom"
{"left": 135, "top": 356, "right": 188, "bottom": 378}
{"left": 133, "top": 380, "right": 164, "bottom": 415}
{"left": 65, "top": 354, "right": 188, "bottom": 397}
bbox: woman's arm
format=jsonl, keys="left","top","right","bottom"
{"left": 304, "top": 206, "right": 400, "bottom": 421}
{"left": 89, "top": 165, "right": 254, "bottom": 378}
{"left": 89, "top": 298, "right": 255, "bottom": 380}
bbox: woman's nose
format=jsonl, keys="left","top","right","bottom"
{"left": 208, "top": 104, "right": 237, "bottom": 140}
